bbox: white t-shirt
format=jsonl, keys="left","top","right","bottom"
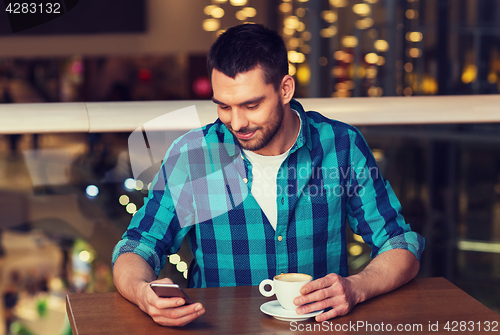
{"left": 242, "top": 110, "right": 301, "bottom": 230}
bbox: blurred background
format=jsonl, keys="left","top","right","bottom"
{"left": 0, "top": 0, "right": 499, "bottom": 334}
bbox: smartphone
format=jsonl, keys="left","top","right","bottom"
{"left": 149, "top": 283, "right": 194, "bottom": 305}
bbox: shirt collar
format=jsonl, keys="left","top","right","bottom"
{"left": 290, "top": 99, "right": 312, "bottom": 153}
{"left": 212, "top": 119, "right": 242, "bottom": 158}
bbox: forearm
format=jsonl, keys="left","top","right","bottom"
{"left": 113, "top": 253, "right": 159, "bottom": 311}
{"left": 347, "top": 249, "right": 420, "bottom": 305}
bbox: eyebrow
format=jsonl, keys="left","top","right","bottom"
{"left": 212, "top": 96, "right": 265, "bottom": 107}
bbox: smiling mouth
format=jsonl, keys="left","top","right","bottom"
{"left": 235, "top": 131, "right": 256, "bottom": 140}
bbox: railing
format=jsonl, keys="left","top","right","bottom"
{"left": 1, "top": 95, "right": 499, "bottom": 134}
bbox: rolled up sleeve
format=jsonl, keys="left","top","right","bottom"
{"left": 112, "top": 143, "right": 193, "bottom": 276}
{"left": 346, "top": 128, "right": 425, "bottom": 261}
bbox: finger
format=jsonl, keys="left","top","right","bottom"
{"left": 150, "top": 303, "right": 204, "bottom": 322}
{"left": 154, "top": 297, "right": 187, "bottom": 309}
{"left": 300, "top": 274, "right": 340, "bottom": 295}
{"left": 306, "top": 281, "right": 346, "bottom": 303}
{"left": 295, "top": 281, "right": 342, "bottom": 306}
{"left": 154, "top": 294, "right": 201, "bottom": 310}
{"left": 297, "top": 294, "right": 347, "bottom": 315}
{"left": 295, "top": 286, "right": 332, "bottom": 307}
{"left": 296, "top": 295, "right": 334, "bottom": 315}
{"left": 314, "top": 304, "right": 350, "bottom": 322}
{"left": 146, "top": 289, "right": 184, "bottom": 309}
{"left": 295, "top": 280, "right": 327, "bottom": 306}
{"left": 153, "top": 305, "right": 205, "bottom": 327}
{"left": 162, "top": 303, "right": 204, "bottom": 319}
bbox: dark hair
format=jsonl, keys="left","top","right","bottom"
{"left": 207, "top": 24, "right": 288, "bottom": 91}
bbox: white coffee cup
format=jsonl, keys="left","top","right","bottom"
{"left": 259, "top": 273, "right": 312, "bottom": 310}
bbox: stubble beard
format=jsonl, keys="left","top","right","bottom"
{"left": 230, "top": 101, "right": 285, "bottom": 152}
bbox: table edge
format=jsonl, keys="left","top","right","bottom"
{"left": 66, "top": 294, "right": 79, "bottom": 335}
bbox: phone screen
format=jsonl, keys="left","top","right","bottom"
{"left": 149, "top": 283, "right": 194, "bottom": 304}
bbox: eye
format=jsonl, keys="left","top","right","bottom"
{"left": 247, "top": 104, "right": 259, "bottom": 110}
{"left": 219, "top": 105, "right": 230, "bottom": 110}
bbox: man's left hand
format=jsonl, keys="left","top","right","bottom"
{"left": 293, "top": 273, "right": 359, "bottom": 322}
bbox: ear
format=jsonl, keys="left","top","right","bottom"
{"left": 280, "top": 75, "right": 295, "bottom": 105}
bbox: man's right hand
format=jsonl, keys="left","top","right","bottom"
{"left": 113, "top": 253, "right": 205, "bottom": 327}
{"left": 137, "top": 278, "right": 205, "bottom": 327}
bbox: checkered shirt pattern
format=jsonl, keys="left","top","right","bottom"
{"left": 112, "top": 99, "right": 425, "bottom": 288}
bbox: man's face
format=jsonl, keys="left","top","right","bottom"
{"left": 211, "top": 66, "right": 284, "bottom": 154}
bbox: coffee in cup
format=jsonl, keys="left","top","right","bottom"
{"left": 259, "top": 273, "right": 312, "bottom": 310}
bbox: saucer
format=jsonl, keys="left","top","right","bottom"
{"left": 260, "top": 300, "right": 324, "bottom": 322}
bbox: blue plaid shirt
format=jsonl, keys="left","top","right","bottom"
{"left": 112, "top": 99, "right": 425, "bottom": 288}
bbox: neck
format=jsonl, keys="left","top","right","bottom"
{"left": 254, "top": 103, "right": 300, "bottom": 156}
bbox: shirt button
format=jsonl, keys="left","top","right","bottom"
{"left": 278, "top": 235, "right": 283, "bottom": 242}
{"left": 281, "top": 197, "right": 284, "bottom": 205}
{"left": 243, "top": 178, "right": 248, "bottom": 184}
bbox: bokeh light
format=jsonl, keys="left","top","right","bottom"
{"left": 86, "top": 185, "right": 99, "bottom": 197}
{"left": 126, "top": 203, "right": 137, "bottom": 214}
{"left": 119, "top": 195, "right": 130, "bottom": 206}
{"left": 124, "top": 178, "right": 136, "bottom": 190}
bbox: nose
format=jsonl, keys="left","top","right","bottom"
{"left": 230, "top": 108, "right": 249, "bottom": 132}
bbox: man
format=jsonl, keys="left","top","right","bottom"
{"left": 112, "top": 24, "right": 425, "bottom": 327}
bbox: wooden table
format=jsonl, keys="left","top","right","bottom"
{"left": 66, "top": 277, "right": 500, "bottom": 334}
